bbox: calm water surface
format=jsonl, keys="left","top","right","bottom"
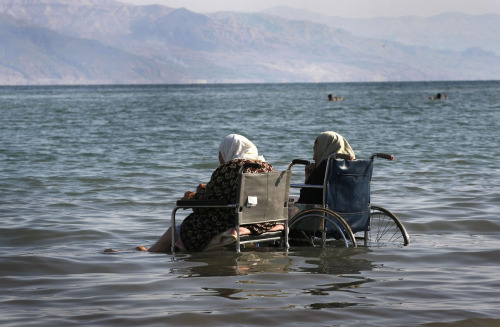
{"left": 1, "top": 81, "right": 499, "bottom": 326}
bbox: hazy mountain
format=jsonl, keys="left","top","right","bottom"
{"left": 0, "top": 13, "right": 185, "bottom": 85}
{"left": 0, "top": 0, "right": 499, "bottom": 85}
{"left": 263, "top": 6, "right": 500, "bottom": 56}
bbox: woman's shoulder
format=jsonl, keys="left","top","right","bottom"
{"left": 224, "top": 159, "right": 274, "bottom": 173}
{"left": 256, "top": 161, "right": 274, "bottom": 172}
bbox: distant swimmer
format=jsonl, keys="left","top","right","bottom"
{"left": 429, "top": 93, "right": 442, "bottom": 100}
{"left": 328, "top": 94, "right": 343, "bottom": 101}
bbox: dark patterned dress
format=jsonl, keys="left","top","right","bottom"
{"left": 179, "top": 159, "right": 275, "bottom": 251}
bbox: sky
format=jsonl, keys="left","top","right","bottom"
{"left": 117, "top": 0, "right": 500, "bottom": 18}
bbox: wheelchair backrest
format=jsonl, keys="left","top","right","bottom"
{"left": 236, "top": 170, "right": 291, "bottom": 225}
{"left": 324, "top": 157, "right": 373, "bottom": 233}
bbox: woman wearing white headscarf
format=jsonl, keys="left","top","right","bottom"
{"left": 218, "top": 134, "right": 266, "bottom": 164}
{"left": 297, "top": 131, "right": 356, "bottom": 204}
{"left": 145, "top": 134, "right": 275, "bottom": 252}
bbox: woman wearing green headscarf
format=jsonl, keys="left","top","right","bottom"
{"left": 297, "top": 131, "right": 355, "bottom": 204}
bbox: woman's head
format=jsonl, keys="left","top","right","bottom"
{"left": 218, "top": 134, "right": 265, "bottom": 164}
{"left": 314, "top": 131, "right": 355, "bottom": 163}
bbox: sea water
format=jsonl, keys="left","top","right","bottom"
{"left": 1, "top": 81, "right": 499, "bottom": 326}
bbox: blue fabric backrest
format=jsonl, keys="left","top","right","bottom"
{"left": 325, "top": 158, "right": 373, "bottom": 233}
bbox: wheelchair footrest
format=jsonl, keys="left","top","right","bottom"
{"left": 239, "top": 231, "right": 284, "bottom": 243}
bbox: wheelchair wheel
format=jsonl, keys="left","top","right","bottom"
{"left": 368, "top": 205, "right": 410, "bottom": 246}
{"left": 289, "top": 208, "right": 357, "bottom": 248}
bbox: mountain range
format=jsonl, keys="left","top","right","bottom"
{"left": 263, "top": 7, "right": 500, "bottom": 56}
{"left": 0, "top": 0, "right": 499, "bottom": 85}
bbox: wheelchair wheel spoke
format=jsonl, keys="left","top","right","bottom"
{"left": 369, "top": 206, "right": 410, "bottom": 246}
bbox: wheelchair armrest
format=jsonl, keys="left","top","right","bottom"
{"left": 290, "top": 183, "right": 323, "bottom": 189}
{"left": 176, "top": 199, "right": 229, "bottom": 207}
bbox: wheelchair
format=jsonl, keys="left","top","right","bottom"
{"left": 170, "top": 154, "right": 409, "bottom": 253}
{"left": 287, "top": 153, "right": 410, "bottom": 248}
{"left": 171, "top": 163, "right": 292, "bottom": 253}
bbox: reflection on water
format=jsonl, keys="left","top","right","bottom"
{"left": 171, "top": 250, "right": 293, "bottom": 277}
{"left": 171, "top": 247, "right": 376, "bottom": 277}
{"left": 165, "top": 247, "right": 377, "bottom": 310}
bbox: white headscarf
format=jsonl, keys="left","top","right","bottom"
{"left": 315, "top": 131, "right": 356, "bottom": 163}
{"left": 218, "top": 134, "right": 266, "bottom": 163}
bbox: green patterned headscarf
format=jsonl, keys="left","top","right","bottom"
{"left": 315, "top": 131, "right": 356, "bottom": 163}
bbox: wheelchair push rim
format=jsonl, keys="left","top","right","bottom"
{"left": 288, "top": 208, "right": 357, "bottom": 248}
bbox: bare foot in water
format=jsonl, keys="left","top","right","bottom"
{"left": 135, "top": 246, "right": 148, "bottom": 251}
{"left": 103, "top": 248, "right": 119, "bottom": 253}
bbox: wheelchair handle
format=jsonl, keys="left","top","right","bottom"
{"left": 292, "top": 159, "right": 310, "bottom": 166}
{"left": 371, "top": 153, "right": 394, "bottom": 160}
{"left": 287, "top": 159, "right": 310, "bottom": 170}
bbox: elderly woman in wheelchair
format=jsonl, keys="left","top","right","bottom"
{"left": 288, "top": 131, "right": 410, "bottom": 248}
{"left": 297, "top": 131, "right": 356, "bottom": 205}
{"left": 142, "top": 134, "right": 285, "bottom": 253}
